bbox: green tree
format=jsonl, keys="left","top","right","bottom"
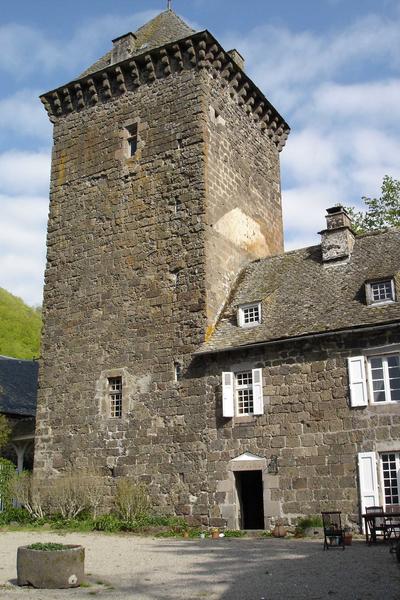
{"left": 0, "top": 415, "right": 11, "bottom": 450}
{"left": 347, "top": 176, "right": 400, "bottom": 233}
{"left": 0, "top": 288, "right": 42, "bottom": 359}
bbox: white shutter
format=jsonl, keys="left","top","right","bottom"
{"left": 358, "top": 451, "right": 379, "bottom": 531}
{"left": 347, "top": 356, "right": 368, "bottom": 407}
{"left": 252, "top": 368, "right": 264, "bottom": 415}
{"left": 222, "top": 372, "right": 234, "bottom": 417}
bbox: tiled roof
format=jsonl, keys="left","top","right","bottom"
{"left": 79, "top": 10, "right": 195, "bottom": 78}
{"left": 198, "top": 228, "right": 400, "bottom": 354}
{"left": 0, "top": 357, "right": 38, "bottom": 416}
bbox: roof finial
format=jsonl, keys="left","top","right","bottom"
{"left": 167, "top": 0, "right": 172, "bottom": 10}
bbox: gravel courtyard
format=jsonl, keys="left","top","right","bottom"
{"left": 0, "top": 531, "right": 399, "bottom": 600}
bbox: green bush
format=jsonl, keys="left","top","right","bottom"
{"left": 28, "top": 543, "right": 66, "bottom": 551}
{"left": 223, "top": 530, "right": 246, "bottom": 538}
{"left": 93, "top": 514, "right": 123, "bottom": 533}
{"left": 0, "top": 458, "right": 16, "bottom": 510}
{"left": 296, "top": 515, "right": 323, "bottom": 535}
{"left": 0, "top": 507, "right": 34, "bottom": 525}
{"left": 115, "top": 479, "right": 150, "bottom": 521}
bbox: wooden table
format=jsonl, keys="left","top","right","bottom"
{"left": 362, "top": 511, "right": 400, "bottom": 544}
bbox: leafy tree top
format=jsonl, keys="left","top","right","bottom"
{"left": 346, "top": 176, "right": 400, "bottom": 234}
{"left": 0, "top": 288, "right": 42, "bottom": 360}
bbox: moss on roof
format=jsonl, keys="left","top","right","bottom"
{"left": 79, "top": 10, "right": 195, "bottom": 78}
{"left": 199, "top": 228, "right": 400, "bottom": 353}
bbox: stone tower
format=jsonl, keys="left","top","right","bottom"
{"left": 35, "top": 10, "right": 289, "bottom": 522}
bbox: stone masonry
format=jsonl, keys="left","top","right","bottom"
{"left": 35, "top": 9, "right": 400, "bottom": 530}
{"left": 35, "top": 10, "right": 288, "bottom": 523}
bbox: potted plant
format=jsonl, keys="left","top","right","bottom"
{"left": 211, "top": 527, "right": 220, "bottom": 539}
{"left": 344, "top": 527, "right": 353, "bottom": 545}
{"left": 17, "top": 543, "right": 85, "bottom": 589}
{"left": 272, "top": 519, "right": 287, "bottom": 538}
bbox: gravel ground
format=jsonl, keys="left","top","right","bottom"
{"left": 0, "top": 531, "right": 399, "bottom": 600}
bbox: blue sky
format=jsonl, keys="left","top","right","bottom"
{"left": 1, "top": 0, "right": 399, "bottom": 305}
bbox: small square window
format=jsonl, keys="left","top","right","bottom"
{"left": 366, "top": 279, "right": 395, "bottom": 305}
{"left": 108, "top": 376, "right": 122, "bottom": 418}
{"left": 238, "top": 303, "right": 261, "bottom": 327}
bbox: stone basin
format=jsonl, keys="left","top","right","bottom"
{"left": 17, "top": 544, "right": 84, "bottom": 589}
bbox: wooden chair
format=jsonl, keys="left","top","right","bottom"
{"left": 384, "top": 506, "right": 400, "bottom": 551}
{"left": 321, "top": 511, "right": 345, "bottom": 550}
{"left": 365, "top": 506, "right": 390, "bottom": 544}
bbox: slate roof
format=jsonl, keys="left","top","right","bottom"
{"left": 0, "top": 357, "right": 38, "bottom": 417}
{"left": 79, "top": 10, "right": 196, "bottom": 78}
{"left": 198, "top": 228, "right": 400, "bottom": 354}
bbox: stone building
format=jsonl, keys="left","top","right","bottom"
{"left": 0, "top": 357, "right": 37, "bottom": 472}
{"left": 36, "top": 9, "right": 400, "bottom": 529}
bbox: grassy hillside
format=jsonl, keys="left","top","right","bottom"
{"left": 0, "top": 288, "right": 42, "bottom": 359}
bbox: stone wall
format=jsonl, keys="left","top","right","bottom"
{"left": 35, "top": 54, "right": 285, "bottom": 524}
{"left": 194, "top": 326, "right": 400, "bottom": 528}
{"left": 204, "top": 76, "right": 283, "bottom": 330}
{"left": 35, "top": 68, "right": 211, "bottom": 512}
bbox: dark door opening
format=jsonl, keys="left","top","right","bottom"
{"left": 235, "top": 470, "right": 264, "bottom": 529}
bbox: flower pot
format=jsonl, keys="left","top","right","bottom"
{"left": 211, "top": 529, "right": 220, "bottom": 539}
{"left": 272, "top": 524, "right": 287, "bottom": 538}
{"left": 344, "top": 533, "right": 352, "bottom": 546}
{"left": 17, "top": 545, "right": 84, "bottom": 589}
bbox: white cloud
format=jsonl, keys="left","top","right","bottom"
{"left": 0, "top": 194, "right": 48, "bottom": 306}
{"left": 0, "top": 10, "right": 158, "bottom": 78}
{"left": 282, "top": 130, "right": 341, "bottom": 184}
{"left": 312, "top": 80, "right": 400, "bottom": 123}
{"left": 0, "top": 151, "right": 50, "bottom": 196}
{"left": 0, "top": 253, "right": 45, "bottom": 307}
{"left": 223, "top": 12, "right": 400, "bottom": 113}
{"left": 0, "top": 90, "right": 51, "bottom": 140}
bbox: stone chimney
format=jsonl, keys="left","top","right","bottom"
{"left": 228, "top": 49, "right": 245, "bottom": 71}
{"left": 111, "top": 33, "right": 137, "bottom": 65}
{"left": 319, "top": 206, "right": 355, "bottom": 262}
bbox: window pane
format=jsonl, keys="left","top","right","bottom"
{"left": 373, "top": 380, "right": 385, "bottom": 391}
{"left": 371, "top": 280, "right": 393, "bottom": 301}
{"left": 370, "top": 357, "right": 383, "bottom": 369}
{"left": 388, "top": 356, "right": 400, "bottom": 368}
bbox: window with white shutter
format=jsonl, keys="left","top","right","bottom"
{"left": 358, "top": 451, "right": 379, "bottom": 530}
{"left": 252, "top": 368, "right": 264, "bottom": 415}
{"left": 222, "top": 372, "right": 234, "bottom": 417}
{"left": 348, "top": 356, "right": 368, "bottom": 407}
{"left": 368, "top": 354, "right": 400, "bottom": 404}
{"left": 222, "top": 369, "right": 264, "bottom": 417}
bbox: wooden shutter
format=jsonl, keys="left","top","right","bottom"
{"left": 252, "top": 368, "right": 264, "bottom": 415}
{"left": 222, "top": 372, "right": 234, "bottom": 417}
{"left": 347, "top": 356, "right": 368, "bottom": 407}
{"left": 358, "top": 451, "right": 379, "bottom": 531}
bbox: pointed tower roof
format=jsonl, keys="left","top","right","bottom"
{"left": 79, "top": 10, "right": 196, "bottom": 78}
{"left": 134, "top": 10, "right": 195, "bottom": 50}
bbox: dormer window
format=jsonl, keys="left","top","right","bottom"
{"left": 238, "top": 303, "right": 261, "bottom": 327}
{"left": 366, "top": 279, "right": 396, "bottom": 305}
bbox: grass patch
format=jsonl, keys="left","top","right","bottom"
{"left": 223, "top": 530, "right": 246, "bottom": 538}
{"left": 295, "top": 515, "right": 323, "bottom": 536}
{"left": 28, "top": 542, "right": 67, "bottom": 551}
